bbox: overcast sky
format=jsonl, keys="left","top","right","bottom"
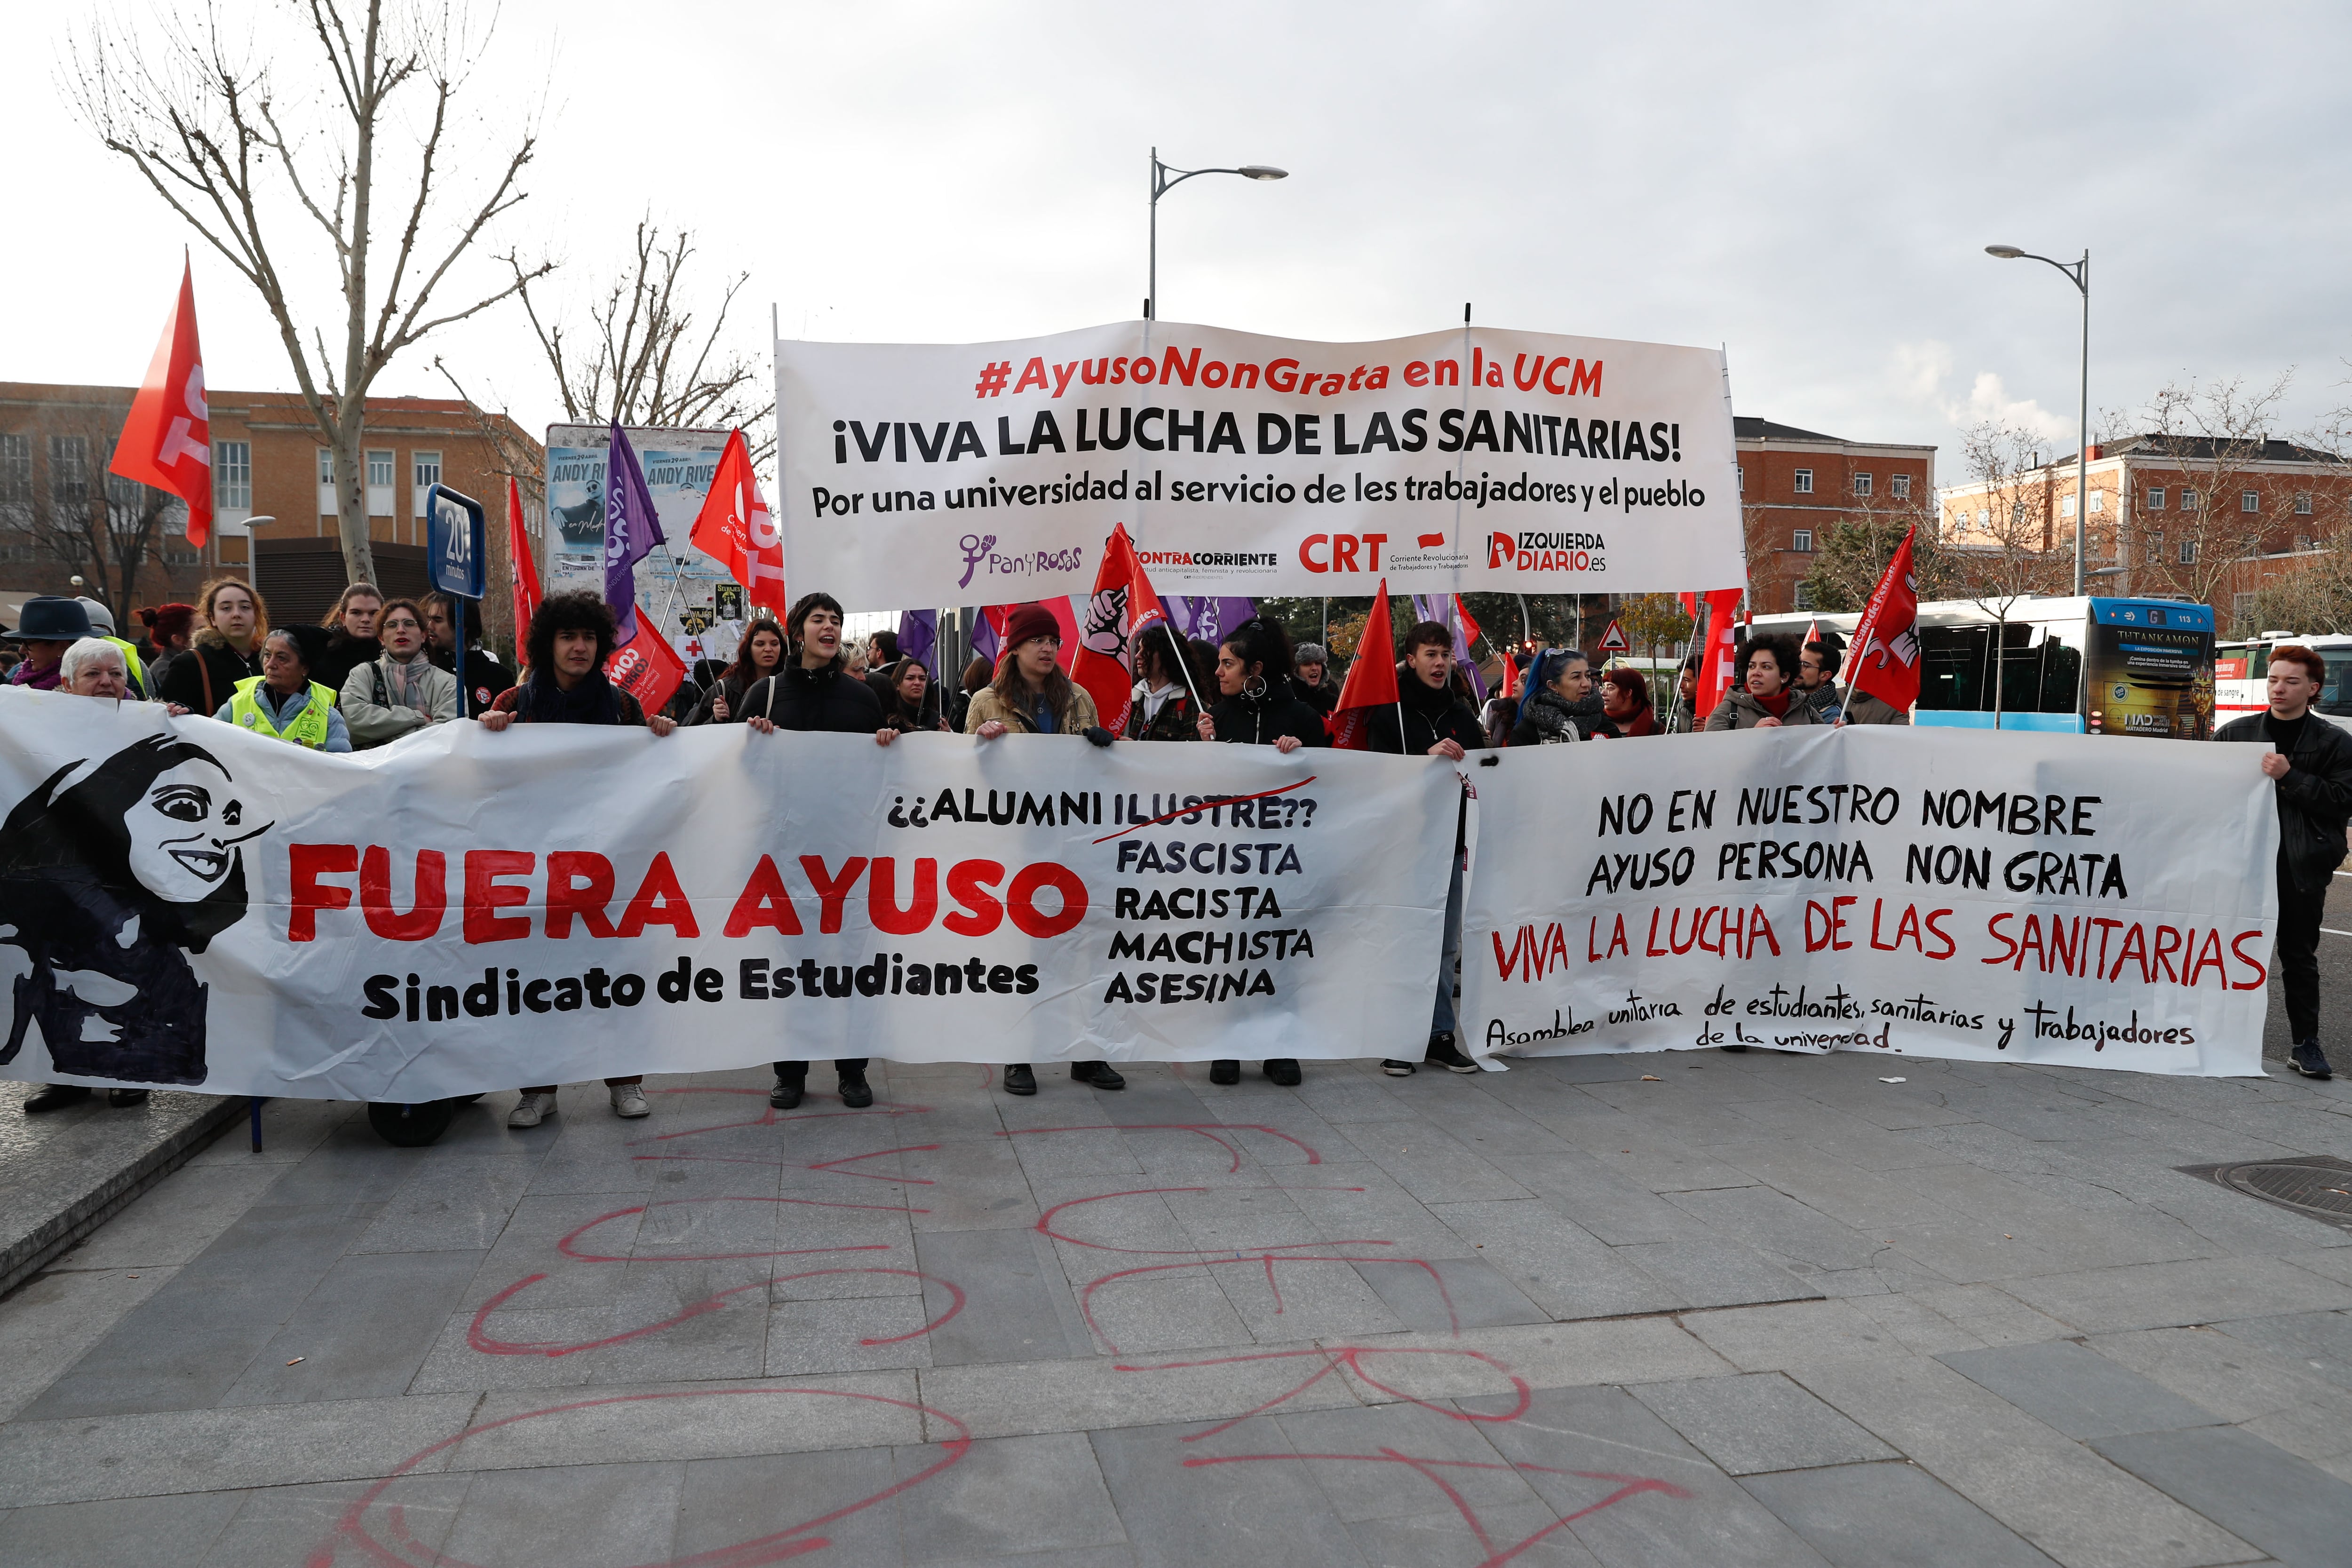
{"left": 13, "top": 0, "right": 2351, "bottom": 484}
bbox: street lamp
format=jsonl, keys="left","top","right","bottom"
{"left": 1984, "top": 243, "right": 2091, "bottom": 597}
{"left": 1148, "top": 148, "right": 1286, "bottom": 320}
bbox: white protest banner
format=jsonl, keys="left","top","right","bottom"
{"left": 776, "top": 321, "right": 1744, "bottom": 608}
{"left": 1461, "top": 728, "right": 2277, "bottom": 1076}
{"left": 0, "top": 692, "right": 1454, "bottom": 1100}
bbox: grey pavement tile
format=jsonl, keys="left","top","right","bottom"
{"left": 1509, "top": 1149, "right": 1723, "bottom": 1246}
{"left": 1352, "top": 1258, "right": 1550, "bottom": 1332}
{"left": 1681, "top": 1299, "right": 1904, "bottom": 1372}
{"left": 1999, "top": 1257, "right": 2352, "bottom": 1333}
{"left": 1628, "top": 1372, "right": 1898, "bottom": 1475}
{"left": 458, "top": 1372, "right": 925, "bottom": 1470}
{"left": 1939, "top": 1340, "right": 2225, "bottom": 1439}
{"left": 2210, "top": 1310, "right": 2352, "bottom": 1393}
{"left": 442, "top": 1459, "right": 685, "bottom": 1568}
{"left": 1089, "top": 1415, "right": 1368, "bottom": 1568}
{"left": 1348, "top": 1504, "right": 1606, "bottom": 1566}
{"left": 1664, "top": 1184, "right": 1901, "bottom": 1274}
{"left": 1212, "top": 1251, "right": 1405, "bottom": 1345}
{"left": 118, "top": 1199, "right": 381, "bottom": 1329}
{"left": 454, "top": 1191, "right": 653, "bottom": 1311}
{"left": 1160, "top": 1184, "right": 1326, "bottom": 1253}
{"left": 55, "top": 1161, "right": 290, "bottom": 1270}
{"left": 1428, "top": 1199, "right": 1685, "bottom": 1320}
{"left": 0, "top": 1393, "right": 479, "bottom": 1506}
{"left": 2280, "top": 1247, "right": 2352, "bottom": 1287}
{"left": 892, "top": 1432, "right": 1127, "bottom": 1561}
{"left": 768, "top": 1292, "right": 932, "bottom": 1375}
{"left": 1739, "top": 1462, "right": 2059, "bottom": 1568}
{"left": 253, "top": 1121, "right": 426, "bottom": 1207}
{"left": 199, "top": 1474, "right": 472, "bottom": 1568}
{"left": 1273, "top": 1401, "right": 1533, "bottom": 1522}
{"left": 917, "top": 1344, "right": 1365, "bottom": 1442}
{"left": 1270, "top": 1162, "right": 1478, "bottom": 1258}
{"left": 1467, "top": 1383, "right": 1836, "bottom": 1568}
{"left": 0, "top": 1266, "right": 177, "bottom": 1422}
{"left": 1882, "top": 1284, "right": 2073, "bottom": 1349}
{"left": 1080, "top": 1266, "right": 1255, "bottom": 1357}
{"left": 182, "top": 1096, "right": 354, "bottom": 1167}
{"left": 1786, "top": 1354, "right": 2076, "bottom": 1459}
{"left": 674, "top": 1448, "right": 904, "bottom": 1567}
{"left": 1429, "top": 1318, "right": 1735, "bottom": 1390}
{"left": 16, "top": 1316, "right": 279, "bottom": 1419}
{"left": 1919, "top": 1441, "right": 2264, "bottom": 1568}
{"left": 1335, "top": 1120, "right": 1535, "bottom": 1204}
{"left": 901, "top": 1136, "right": 1042, "bottom": 1232}
{"left": 1617, "top": 1237, "right": 1823, "bottom": 1310}
{"left": 0, "top": 1486, "right": 247, "bottom": 1568}
{"left": 224, "top": 1247, "right": 487, "bottom": 1405}
{"left": 2092, "top": 1425, "right": 2352, "bottom": 1568}
{"left": 350, "top": 1156, "right": 540, "bottom": 1252}
{"left": 916, "top": 1226, "right": 1094, "bottom": 1364}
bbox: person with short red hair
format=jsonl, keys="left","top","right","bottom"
{"left": 2218, "top": 644, "right": 2352, "bottom": 1079}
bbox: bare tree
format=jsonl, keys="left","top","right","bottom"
{"left": 2114, "top": 374, "right": 2297, "bottom": 611}
{"left": 4, "top": 411, "right": 187, "bottom": 620}
{"left": 515, "top": 218, "right": 774, "bottom": 462}
{"left": 66, "top": 0, "right": 551, "bottom": 589}
{"left": 1798, "top": 482, "right": 1950, "bottom": 613}
{"left": 1946, "top": 419, "right": 2074, "bottom": 723}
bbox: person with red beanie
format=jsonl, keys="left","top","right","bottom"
{"left": 964, "top": 601, "right": 1123, "bottom": 1096}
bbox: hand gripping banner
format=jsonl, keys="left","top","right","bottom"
{"left": 1459, "top": 727, "right": 2279, "bottom": 1076}
{"left": 776, "top": 320, "right": 1747, "bottom": 606}
{"left": 0, "top": 691, "right": 1454, "bottom": 1100}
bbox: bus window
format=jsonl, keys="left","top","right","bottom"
{"left": 1916, "top": 625, "right": 1987, "bottom": 711}
{"left": 2319, "top": 652, "right": 2352, "bottom": 717}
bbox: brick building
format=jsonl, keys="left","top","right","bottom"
{"left": 1735, "top": 417, "right": 1937, "bottom": 614}
{"left": 0, "top": 382, "right": 537, "bottom": 633}
{"left": 1936, "top": 435, "right": 2352, "bottom": 629}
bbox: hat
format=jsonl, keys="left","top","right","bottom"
{"left": 3, "top": 597, "right": 95, "bottom": 644}
{"left": 1295, "top": 642, "right": 1329, "bottom": 665}
{"left": 75, "top": 597, "right": 116, "bottom": 635}
{"left": 1001, "top": 603, "right": 1061, "bottom": 653}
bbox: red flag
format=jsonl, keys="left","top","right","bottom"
{"left": 1678, "top": 592, "right": 1699, "bottom": 618}
{"left": 110, "top": 257, "right": 213, "bottom": 547}
{"left": 1070, "top": 524, "right": 1166, "bottom": 734}
{"left": 1846, "top": 526, "right": 1922, "bottom": 716}
{"left": 687, "top": 430, "right": 788, "bottom": 620}
{"left": 1327, "top": 580, "right": 1401, "bottom": 750}
{"left": 606, "top": 615, "right": 688, "bottom": 717}
{"left": 1694, "top": 588, "right": 1745, "bottom": 722}
{"left": 507, "top": 476, "right": 541, "bottom": 657}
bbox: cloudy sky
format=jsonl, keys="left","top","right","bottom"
{"left": 13, "top": 1, "right": 2351, "bottom": 483}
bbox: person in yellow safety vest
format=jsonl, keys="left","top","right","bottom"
{"left": 73, "top": 597, "right": 148, "bottom": 699}
{"left": 215, "top": 626, "right": 352, "bottom": 752}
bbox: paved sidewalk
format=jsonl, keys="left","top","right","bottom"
{"left": 3, "top": 1045, "right": 2352, "bottom": 1567}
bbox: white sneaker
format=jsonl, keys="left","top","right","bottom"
{"left": 508, "top": 1091, "right": 555, "bottom": 1128}
{"left": 609, "top": 1083, "right": 651, "bottom": 1118}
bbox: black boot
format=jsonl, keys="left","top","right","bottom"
{"left": 107, "top": 1088, "right": 149, "bottom": 1107}
{"left": 1072, "top": 1061, "right": 1126, "bottom": 1090}
{"left": 1263, "top": 1059, "right": 1303, "bottom": 1087}
{"left": 1425, "top": 1033, "right": 1478, "bottom": 1073}
{"left": 23, "top": 1085, "right": 90, "bottom": 1114}
{"left": 769, "top": 1073, "right": 805, "bottom": 1109}
{"left": 837, "top": 1071, "right": 874, "bottom": 1108}
{"left": 1209, "top": 1060, "right": 1240, "bottom": 1085}
{"left": 1002, "top": 1064, "right": 1037, "bottom": 1096}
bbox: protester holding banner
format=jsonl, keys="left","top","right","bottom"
{"left": 216, "top": 626, "right": 352, "bottom": 752}
{"left": 479, "top": 593, "right": 671, "bottom": 1123}
{"left": 1366, "top": 620, "right": 1483, "bottom": 1077}
{"left": 421, "top": 593, "right": 516, "bottom": 717}
{"left": 157, "top": 579, "right": 265, "bottom": 718}
{"left": 1507, "top": 650, "right": 1594, "bottom": 746}
{"left": 312, "top": 584, "right": 384, "bottom": 693}
{"left": 1703, "top": 636, "right": 1822, "bottom": 731}
{"left": 1127, "top": 626, "right": 1206, "bottom": 742}
{"left": 878, "top": 658, "right": 947, "bottom": 734}
{"left": 339, "top": 599, "right": 458, "bottom": 749}
{"left": 966, "top": 602, "right": 1123, "bottom": 1096}
{"left": 734, "top": 594, "right": 895, "bottom": 742}
{"left": 1596, "top": 666, "right": 1661, "bottom": 737}
{"left": 1198, "top": 617, "right": 1328, "bottom": 754}
{"left": 2219, "top": 644, "right": 2352, "bottom": 1080}
{"left": 685, "top": 617, "right": 786, "bottom": 726}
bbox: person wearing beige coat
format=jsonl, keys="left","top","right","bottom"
{"left": 338, "top": 598, "right": 458, "bottom": 748}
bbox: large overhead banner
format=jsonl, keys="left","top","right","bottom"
{"left": 775, "top": 321, "right": 1745, "bottom": 608}
{"left": 1460, "top": 727, "right": 2277, "bottom": 1077}
{"left": 0, "top": 693, "right": 1454, "bottom": 1101}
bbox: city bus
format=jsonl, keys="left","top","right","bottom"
{"left": 1748, "top": 596, "right": 2215, "bottom": 737}
{"left": 2215, "top": 633, "right": 2352, "bottom": 732}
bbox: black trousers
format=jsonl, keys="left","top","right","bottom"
{"left": 773, "top": 1059, "right": 869, "bottom": 1082}
{"left": 2279, "top": 869, "right": 2326, "bottom": 1043}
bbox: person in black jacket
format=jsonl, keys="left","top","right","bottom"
{"left": 1508, "top": 649, "right": 1595, "bottom": 746}
{"left": 423, "top": 592, "right": 519, "bottom": 717}
{"left": 310, "top": 583, "right": 383, "bottom": 694}
{"left": 1369, "top": 620, "right": 1485, "bottom": 1077}
{"left": 1190, "top": 617, "right": 1324, "bottom": 1091}
{"left": 1291, "top": 641, "right": 1338, "bottom": 716}
{"left": 158, "top": 578, "right": 269, "bottom": 718}
{"left": 1128, "top": 625, "right": 1207, "bottom": 741}
{"left": 735, "top": 592, "right": 900, "bottom": 1109}
{"left": 688, "top": 619, "right": 787, "bottom": 725}
{"left": 2217, "top": 643, "right": 2352, "bottom": 1079}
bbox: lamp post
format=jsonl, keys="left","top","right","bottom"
{"left": 1148, "top": 148, "right": 1286, "bottom": 320}
{"left": 1984, "top": 244, "right": 2090, "bottom": 597}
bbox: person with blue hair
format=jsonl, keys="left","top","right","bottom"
{"left": 1508, "top": 649, "right": 1595, "bottom": 746}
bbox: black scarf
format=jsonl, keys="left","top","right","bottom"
{"left": 518, "top": 669, "right": 624, "bottom": 724}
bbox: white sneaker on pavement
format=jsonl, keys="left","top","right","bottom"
{"left": 610, "top": 1083, "right": 651, "bottom": 1118}
{"left": 508, "top": 1091, "right": 556, "bottom": 1128}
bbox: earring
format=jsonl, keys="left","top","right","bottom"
{"left": 1242, "top": 673, "right": 1267, "bottom": 700}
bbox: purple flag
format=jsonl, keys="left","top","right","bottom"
{"left": 1452, "top": 616, "right": 1486, "bottom": 702}
{"left": 898, "top": 608, "right": 938, "bottom": 673}
{"left": 604, "top": 423, "right": 665, "bottom": 644}
{"left": 1161, "top": 595, "right": 1255, "bottom": 645}
{"left": 1411, "top": 594, "right": 1446, "bottom": 629}
{"left": 972, "top": 608, "right": 1001, "bottom": 666}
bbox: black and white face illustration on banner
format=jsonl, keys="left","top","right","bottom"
{"left": 0, "top": 734, "right": 271, "bottom": 1084}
